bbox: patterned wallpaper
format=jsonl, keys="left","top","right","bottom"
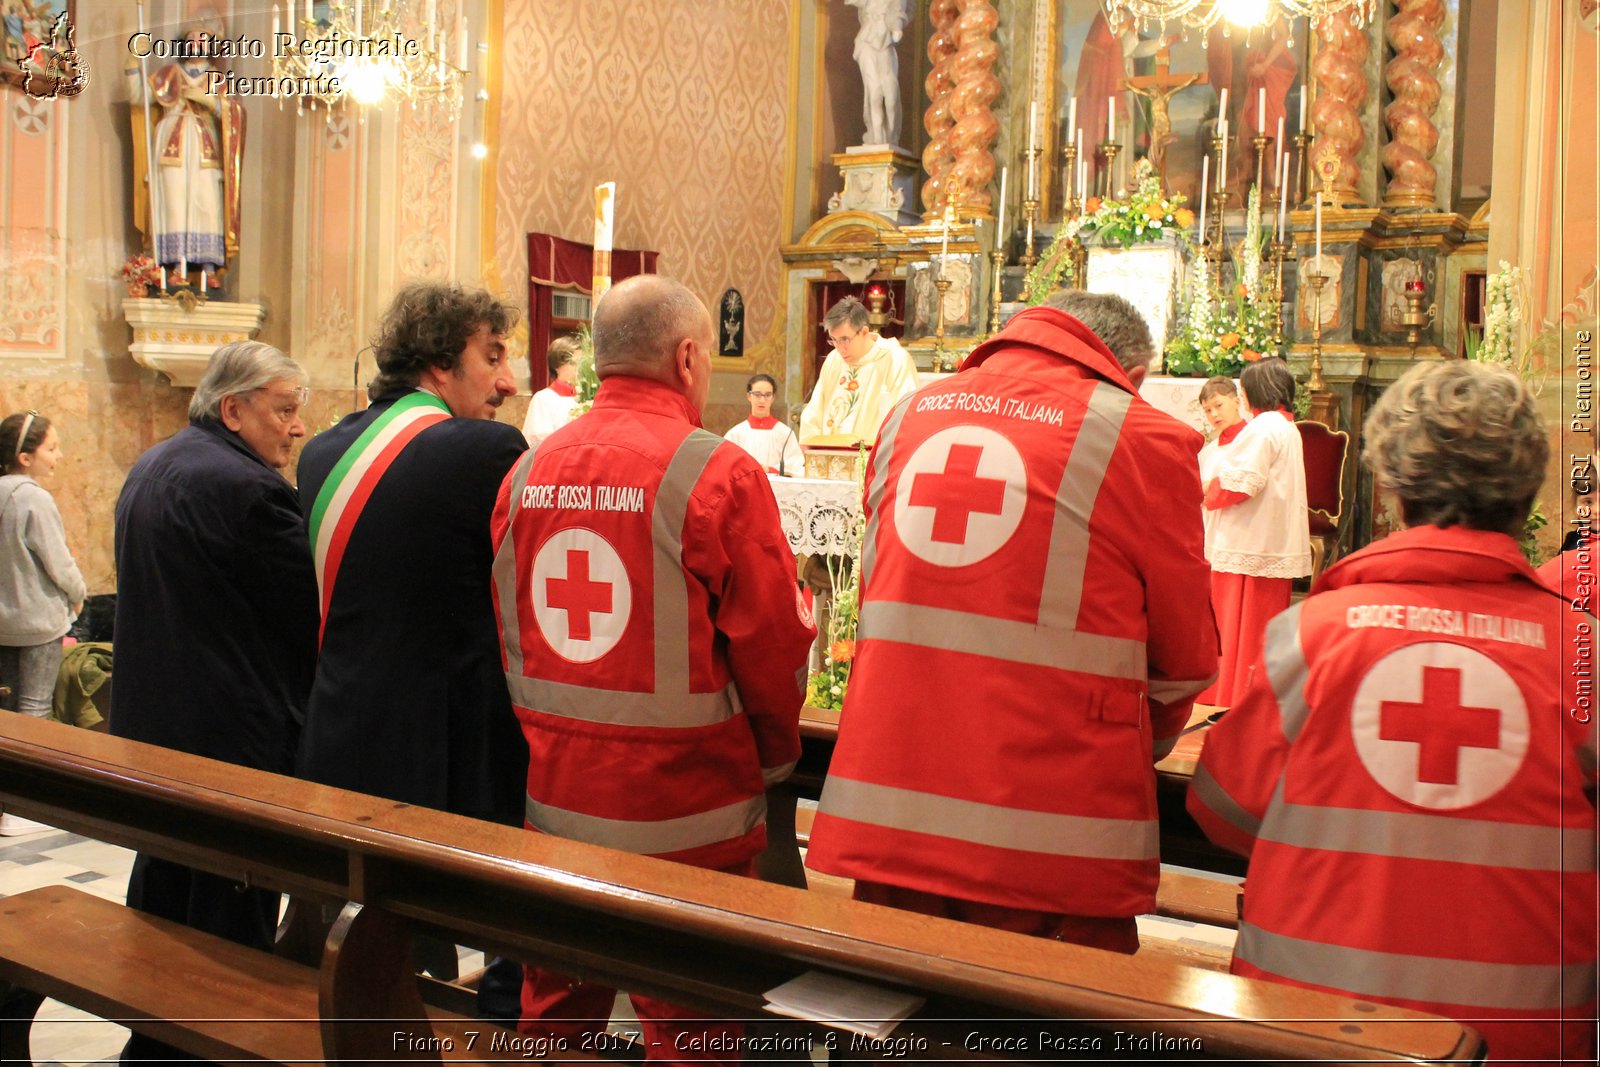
{"left": 493, "top": 0, "right": 792, "bottom": 365}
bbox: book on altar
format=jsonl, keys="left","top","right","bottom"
{"left": 762, "top": 970, "right": 924, "bottom": 1038}
{"left": 801, "top": 435, "right": 866, "bottom": 481}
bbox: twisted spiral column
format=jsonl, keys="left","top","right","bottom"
{"left": 1381, "top": 0, "right": 1445, "bottom": 208}
{"left": 943, "top": 0, "right": 1000, "bottom": 217}
{"left": 1310, "top": 9, "right": 1369, "bottom": 203}
{"left": 920, "top": 0, "right": 960, "bottom": 217}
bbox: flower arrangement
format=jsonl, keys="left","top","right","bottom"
{"left": 1163, "top": 185, "right": 1280, "bottom": 378}
{"left": 120, "top": 254, "right": 162, "bottom": 295}
{"left": 569, "top": 325, "right": 599, "bottom": 417}
{"left": 1023, "top": 158, "right": 1193, "bottom": 305}
{"left": 804, "top": 447, "right": 868, "bottom": 712}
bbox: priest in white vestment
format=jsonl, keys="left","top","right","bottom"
{"left": 725, "top": 373, "right": 803, "bottom": 475}
{"left": 799, "top": 296, "right": 921, "bottom": 444}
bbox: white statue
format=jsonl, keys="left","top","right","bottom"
{"left": 848, "top": 0, "right": 909, "bottom": 147}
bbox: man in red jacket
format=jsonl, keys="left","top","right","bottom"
{"left": 806, "top": 290, "right": 1218, "bottom": 954}
{"left": 491, "top": 274, "right": 814, "bottom": 1062}
{"left": 1190, "top": 361, "right": 1597, "bottom": 1063}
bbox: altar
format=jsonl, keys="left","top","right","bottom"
{"left": 769, "top": 476, "right": 863, "bottom": 556}
{"left": 1137, "top": 375, "right": 1210, "bottom": 435}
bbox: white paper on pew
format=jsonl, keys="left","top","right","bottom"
{"left": 762, "top": 971, "right": 925, "bottom": 1039}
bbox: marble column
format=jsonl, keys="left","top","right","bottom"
{"left": 1310, "top": 9, "right": 1370, "bottom": 204}
{"left": 921, "top": 0, "right": 960, "bottom": 216}
{"left": 944, "top": 0, "right": 1000, "bottom": 217}
{"left": 1381, "top": 0, "right": 1446, "bottom": 208}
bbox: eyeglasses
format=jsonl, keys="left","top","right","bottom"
{"left": 747, "top": 391, "right": 775, "bottom": 399}
{"left": 827, "top": 330, "right": 864, "bottom": 349}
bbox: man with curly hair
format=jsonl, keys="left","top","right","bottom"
{"left": 1190, "top": 360, "right": 1596, "bottom": 1063}
{"left": 297, "top": 281, "right": 529, "bottom": 830}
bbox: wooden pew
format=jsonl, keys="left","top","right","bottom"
{"left": 0, "top": 715, "right": 1482, "bottom": 1064}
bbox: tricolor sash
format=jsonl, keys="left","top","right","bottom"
{"left": 307, "top": 391, "right": 451, "bottom": 640}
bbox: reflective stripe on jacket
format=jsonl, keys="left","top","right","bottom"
{"left": 806, "top": 306, "right": 1217, "bottom": 918}
{"left": 491, "top": 376, "right": 813, "bottom": 870}
{"left": 1189, "top": 524, "right": 1598, "bottom": 1063}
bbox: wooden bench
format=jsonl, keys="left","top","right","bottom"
{"left": 0, "top": 714, "right": 1483, "bottom": 1064}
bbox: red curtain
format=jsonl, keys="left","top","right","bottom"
{"left": 527, "top": 233, "right": 658, "bottom": 386}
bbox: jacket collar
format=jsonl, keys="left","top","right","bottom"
{"left": 591, "top": 375, "right": 703, "bottom": 427}
{"left": 959, "top": 306, "right": 1138, "bottom": 394}
{"left": 1312, "top": 524, "right": 1549, "bottom": 597}
{"left": 191, "top": 418, "right": 283, "bottom": 474}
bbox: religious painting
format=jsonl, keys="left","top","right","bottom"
{"left": 1052, "top": 1, "right": 1308, "bottom": 208}
{"left": 906, "top": 256, "right": 977, "bottom": 340}
{"left": 1296, "top": 253, "right": 1343, "bottom": 331}
{"left": 718, "top": 288, "right": 745, "bottom": 357}
{"left": 2, "top": 0, "right": 81, "bottom": 96}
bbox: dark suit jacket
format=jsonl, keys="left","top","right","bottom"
{"left": 111, "top": 422, "right": 318, "bottom": 774}
{"left": 295, "top": 392, "right": 530, "bottom": 824}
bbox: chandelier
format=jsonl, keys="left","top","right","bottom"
{"left": 271, "top": 0, "right": 466, "bottom": 115}
{"left": 1102, "top": 0, "right": 1374, "bottom": 37}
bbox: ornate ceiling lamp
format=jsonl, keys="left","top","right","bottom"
{"left": 1102, "top": 0, "right": 1376, "bottom": 42}
{"left": 271, "top": 0, "right": 466, "bottom": 116}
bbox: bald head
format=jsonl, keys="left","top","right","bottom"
{"left": 592, "top": 275, "right": 710, "bottom": 381}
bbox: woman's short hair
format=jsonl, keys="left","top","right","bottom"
{"left": 746, "top": 373, "right": 777, "bottom": 393}
{"left": 369, "top": 283, "right": 518, "bottom": 400}
{"left": 0, "top": 411, "right": 51, "bottom": 474}
{"left": 189, "top": 342, "right": 306, "bottom": 423}
{"left": 545, "top": 334, "right": 583, "bottom": 377}
{"left": 1363, "top": 360, "right": 1549, "bottom": 537}
{"left": 1199, "top": 376, "right": 1238, "bottom": 403}
{"left": 1240, "top": 357, "right": 1296, "bottom": 413}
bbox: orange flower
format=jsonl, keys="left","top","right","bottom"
{"left": 1084, "top": 196, "right": 1102, "bottom": 214}
{"left": 1219, "top": 332, "right": 1241, "bottom": 350}
{"left": 845, "top": 379, "right": 859, "bottom": 392}
{"left": 1174, "top": 208, "right": 1195, "bottom": 228}
{"left": 1242, "top": 348, "right": 1262, "bottom": 362}
{"left": 828, "top": 639, "right": 855, "bottom": 663}
{"left": 1234, "top": 282, "right": 1248, "bottom": 298}
{"left": 1144, "top": 204, "right": 1165, "bottom": 221}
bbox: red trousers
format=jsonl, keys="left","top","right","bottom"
{"left": 852, "top": 880, "right": 1140, "bottom": 954}
{"left": 1199, "top": 571, "right": 1290, "bottom": 708}
{"left": 519, "top": 858, "right": 757, "bottom": 1066}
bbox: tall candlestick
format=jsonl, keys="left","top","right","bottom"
{"left": 1257, "top": 88, "right": 1267, "bottom": 135}
{"left": 1274, "top": 116, "right": 1285, "bottom": 183}
{"left": 1198, "top": 155, "right": 1210, "bottom": 239}
{"left": 1025, "top": 143, "right": 1036, "bottom": 201}
{"left": 1067, "top": 96, "right": 1077, "bottom": 137}
{"left": 1218, "top": 88, "right": 1228, "bottom": 123}
{"left": 1028, "top": 101, "right": 1040, "bottom": 151}
{"left": 1314, "top": 198, "right": 1323, "bottom": 266}
{"left": 1277, "top": 154, "right": 1289, "bottom": 239}
{"left": 1219, "top": 121, "right": 1229, "bottom": 193}
{"left": 996, "top": 166, "right": 1008, "bottom": 238}
{"left": 1298, "top": 91, "right": 1307, "bottom": 132}
{"left": 1107, "top": 95, "right": 1116, "bottom": 143}
{"left": 940, "top": 204, "right": 952, "bottom": 262}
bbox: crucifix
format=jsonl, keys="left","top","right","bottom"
{"left": 1122, "top": 46, "right": 1206, "bottom": 183}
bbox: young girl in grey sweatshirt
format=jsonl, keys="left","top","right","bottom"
{"left": 0, "top": 411, "right": 85, "bottom": 719}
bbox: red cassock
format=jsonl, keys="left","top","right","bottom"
{"left": 491, "top": 376, "right": 814, "bottom": 1062}
{"left": 1189, "top": 525, "right": 1598, "bottom": 1063}
{"left": 806, "top": 307, "right": 1219, "bottom": 926}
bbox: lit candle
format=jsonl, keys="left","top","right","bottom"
{"left": 1067, "top": 96, "right": 1077, "bottom": 138}
{"left": 1107, "top": 95, "right": 1116, "bottom": 143}
{"left": 1314, "top": 198, "right": 1323, "bottom": 267}
{"left": 1274, "top": 116, "right": 1285, "bottom": 182}
{"left": 1198, "top": 155, "right": 1210, "bottom": 240}
{"left": 1257, "top": 88, "right": 1267, "bottom": 135}
{"left": 1276, "top": 154, "right": 1289, "bottom": 239}
{"left": 996, "top": 166, "right": 1008, "bottom": 236}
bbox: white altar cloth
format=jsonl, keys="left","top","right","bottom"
{"left": 769, "top": 476, "right": 863, "bottom": 556}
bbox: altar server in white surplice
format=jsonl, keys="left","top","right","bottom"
{"left": 799, "top": 296, "right": 921, "bottom": 444}
{"left": 522, "top": 334, "right": 582, "bottom": 447}
{"left": 725, "top": 374, "right": 803, "bottom": 476}
{"left": 1196, "top": 375, "right": 1247, "bottom": 561}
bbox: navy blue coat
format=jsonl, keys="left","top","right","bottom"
{"left": 111, "top": 422, "right": 319, "bottom": 774}
{"left": 294, "top": 393, "right": 529, "bottom": 824}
